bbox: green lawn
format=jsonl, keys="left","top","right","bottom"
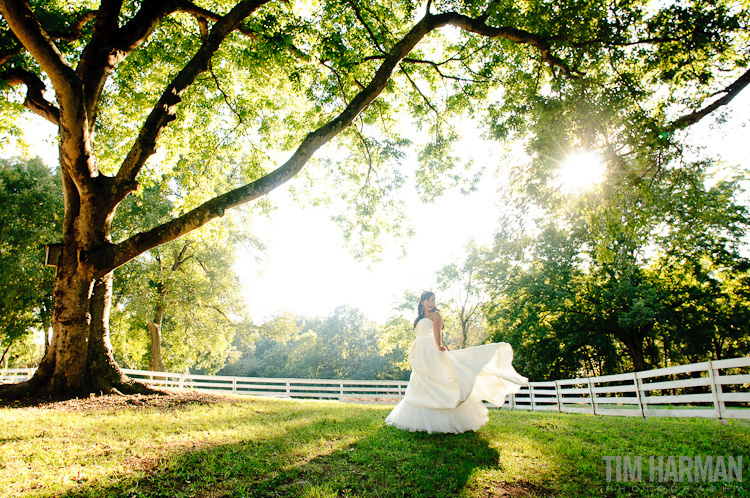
{"left": 1, "top": 392, "right": 748, "bottom": 498}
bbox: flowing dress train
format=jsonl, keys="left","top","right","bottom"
{"left": 385, "top": 317, "right": 528, "bottom": 434}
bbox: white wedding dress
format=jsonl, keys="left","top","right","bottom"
{"left": 385, "top": 318, "right": 528, "bottom": 434}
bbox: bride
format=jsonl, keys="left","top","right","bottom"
{"left": 385, "top": 291, "right": 528, "bottom": 434}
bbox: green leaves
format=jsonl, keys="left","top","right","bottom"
{"left": 111, "top": 237, "right": 248, "bottom": 373}
{"left": 221, "top": 306, "right": 402, "bottom": 380}
{"left": 0, "top": 156, "right": 62, "bottom": 365}
{"left": 482, "top": 144, "right": 750, "bottom": 379}
{"left": 110, "top": 182, "right": 254, "bottom": 374}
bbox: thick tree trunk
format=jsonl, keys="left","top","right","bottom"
{"left": 0, "top": 167, "right": 158, "bottom": 400}
{"left": 621, "top": 332, "right": 649, "bottom": 372}
{"left": 0, "top": 265, "right": 89, "bottom": 398}
{"left": 41, "top": 300, "right": 52, "bottom": 354}
{"left": 0, "top": 261, "right": 159, "bottom": 399}
{"left": 45, "top": 263, "right": 96, "bottom": 396}
{"left": 459, "top": 315, "right": 469, "bottom": 350}
{"left": 147, "top": 311, "right": 166, "bottom": 372}
{"left": 89, "top": 273, "right": 156, "bottom": 394}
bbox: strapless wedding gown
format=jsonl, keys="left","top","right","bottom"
{"left": 385, "top": 317, "right": 528, "bottom": 434}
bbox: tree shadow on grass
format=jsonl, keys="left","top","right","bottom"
{"left": 247, "top": 427, "right": 501, "bottom": 498}
{"left": 61, "top": 424, "right": 500, "bottom": 498}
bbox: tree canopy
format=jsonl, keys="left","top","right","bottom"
{"left": 1, "top": 0, "right": 749, "bottom": 398}
{"left": 482, "top": 152, "right": 750, "bottom": 380}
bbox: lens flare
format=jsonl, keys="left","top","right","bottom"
{"left": 557, "top": 152, "right": 606, "bottom": 193}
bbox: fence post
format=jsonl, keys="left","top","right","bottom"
{"left": 179, "top": 373, "right": 185, "bottom": 389}
{"left": 510, "top": 393, "right": 516, "bottom": 411}
{"left": 554, "top": 380, "right": 562, "bottom": 413}
{"left": 232, "top": 376, "right": 237, "bottom": 394}
{"left": 339, "top": 381, "right": 344, "bottom": 401}
{"left": 529, "top": 385, "right": 536, "bottom": 411}
{"left": 707, "top": 360, "right": 726, "bottom": 423}
{"left": 286, "top": 380, "right": 291, "bottom": 398}
{"left": 587, "top": 378, "right": 598, "bottom": 416}
{"left": 634, "top": 372, "right": 646, "bottom": 419}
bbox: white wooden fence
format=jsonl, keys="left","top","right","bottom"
{"left": 510, "top": 356, "right": 750, "bottom": 421}
{"left": 2, "top": 356, "right": 748, "bottom": 420}
{"left": 0, "top": 368, "right": 409, "bottom": 405}
{"left": 123, "top": 369, "right": 409, "bottom": 403}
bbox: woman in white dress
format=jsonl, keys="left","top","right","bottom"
{"left": 385, "top": 291, "right": 528, "bottom": 434}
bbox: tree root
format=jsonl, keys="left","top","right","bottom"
{"left": 0, "top": 371, "right": 164, "bottom": 403}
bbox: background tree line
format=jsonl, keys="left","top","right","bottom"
{"left": 479, "top": 148, "right": 750, "bottom": 381}
{"left": 2, "top": 147, "right": 749, "bottom": 382}
{"left": 0, "top": 157, "right": 60, "bottom": 369}
{"left": 161, "top": 142, "right": 750, "bottom": 382}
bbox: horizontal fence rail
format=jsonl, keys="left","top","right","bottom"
{"left": 508, "top": 356, "right": 750, "bottom": 421}
{"left": 119, "top": 369, "right": 409, "bottom": 404}
{"left": 2, "top": 357, "right": 748, "bottom": 420}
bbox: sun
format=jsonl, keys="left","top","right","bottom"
{"left": 556, "top": 152, "right": 606, "bottom": 193}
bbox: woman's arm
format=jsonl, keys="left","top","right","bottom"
{"left": 432, "top": 312, "right": 447, "bottom": 351}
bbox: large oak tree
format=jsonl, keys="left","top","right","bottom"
{"left": 1, "top": 0, "right": 747, "bottom": 398}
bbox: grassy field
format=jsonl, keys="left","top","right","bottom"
{"left": 1, "top": 391, "right": 748, "bottom": 498}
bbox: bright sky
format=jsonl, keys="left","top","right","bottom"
{"left": 236, "top": 170, "right": 499, "bottom": 323}
{"left": 235, "top": 128, "right": 507, "bottom": 323}
{"left": 8, "top": 90, "right": 749, "bottom": 325}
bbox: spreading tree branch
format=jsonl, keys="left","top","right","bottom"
{"left": 174, "top": 0, "right": 223, "bottom": 22}
{"left": 96, "top": 10, "right": 582, "bottom": 274}
{"left": 75, "top": 0, "right": 124, "bottom": 128}
{"left": 209, "top": 61, "right": 243, "bottom": 124}
{"left": 0, "top": 68, "right": 60, "bottom": 124}
{"left": 47, "top": 10, "right": 98, "bottom": 42}
{"left": 670, "top": 68, "right": 750, "bottom": 130}
{"left": 353, "top": 123, "right": 376, "bottom": 188}
{"left": 76, "top": 1, "right": 247, "bottom": 134}
{"left": 345, "top": 0, "right": 386, "bottom": 54}
{"left": 76, "top": 0, "right": 201, "bottom": 132}
{"left": 0, "top": 0, "right": 94, "bottom": 191}
{"left": 322, "top": 59, "right": 354, "bottom": 100}
{"left": 171, "top": 240, "right": 194, "bottom": 271}
{"left": 115, "top": 0, "right": 220, "bottom": 54}
{"left": 399, "top": 63, "right": 441, "bottom": 117}
{"left": 0, "top": 0, "right": 79, "bottom": 94}
{"left": 99, "top": 11, "right": 460, "bottom": 273}
{"left": 174, "top": 0, "right": 259, "bottom": 38}
{"left": 0, "top": 45, "right": 22, "bottom": 66}
{"left": 112, "top": 0, "right": 272, "bottom": 203}
{"left": 442, "top": 13, "right": 580, "bottom": 78}
{"left": 363, "top": 14, "right": 579, "bottom": 79}
{"left": 370, "top": 56, "right": 485, "bottom": 84}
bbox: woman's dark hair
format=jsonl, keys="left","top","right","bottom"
{"left": 414, "top": 291, "right": 438, "bottom": 328}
